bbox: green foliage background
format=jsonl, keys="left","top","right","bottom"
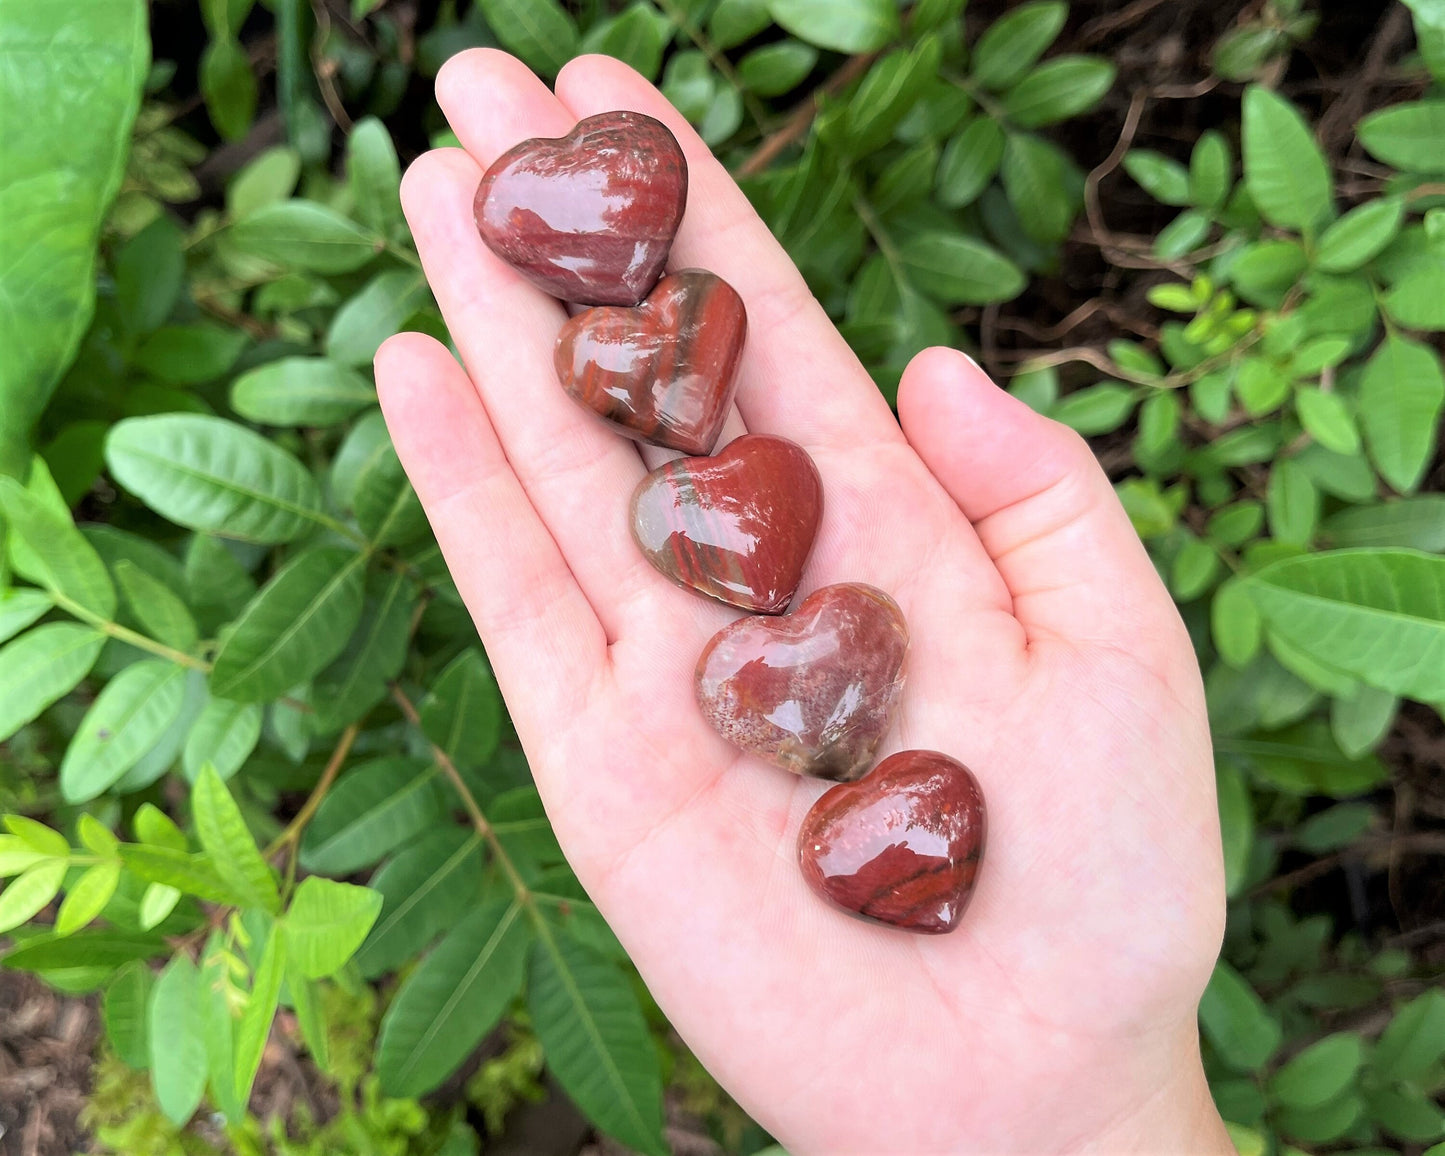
{"left": 0, "top": 1, "right": 1442, "bottom": 1153}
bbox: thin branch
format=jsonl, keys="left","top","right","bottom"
{"left": 735, "top": 53, "right": 875, "bottom": 179}
{"left": 264, "top": 722, "right": 361, "bottom": 857}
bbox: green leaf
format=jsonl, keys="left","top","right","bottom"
{"left": 1276, "top": 1092, "right": 1365, "bottom": 1144}
{"left": 300, "top": 757, "right": 446, "bottom": 875}
{"left": 1366, "top": 1086, "right": 1445, "bottom": 1143}
{"left": 971, "top": 1, "right": 1066, "bottom": 90}
{"left": 1052, "top": 383, "right": 1138, "bottom": 435}
{"left": 114, "top": 216, "right": 184, "bottom": 337}
{"left": 233, "top": 922, "right": 286, "bottom": 1109}
{"left": 1199, "top": 960, "right": 1281, "bottom": 1072}
{"left": 1358, "top": 334, "right": 1445, "bottom": 493}
{"left": 139, "top": 883, "right": 182, "bottom": 930}
{"left": 0, "top": 587, "right": 52, "bottom": 644}
{"left": 200, "top": 35, "right": 256, "bottom": 140}
{"left": 709, "top": 0, "right": 771, "bottom": 49}
{"left": 148, "top": 956, "right": 209, "bottom": 1125}
{"left": 1242, "top": 86, "right": 1333, "bottom": 231}
{"left": 582, "top": 3, "right": 669, "bottom": 81}
{"left": 1, "top": 929, "right": 165, "bottom": 972}
{"left": 0, "top": 0, "right": 147, "bottom": 478}
{"left": 896, "top": 231, "right": 1025, "bottom": 305}
{"left": 1249, "top": 548, "right": 1445, "bottom": 701}
{"left": 0, "top": 623, "right": 103, "bottom": 742}
{"left": 1154, "top": 209, "right": 1212, "bottom": 259}
{"left": 60, "top": 659, "right": 188, "bottom": 803}
{"left": 325, "top": 271, "right": 429, "bottom": 369}
{"left": 229, "top": 200, "right": 380, "bottom": 273}
{"left": 354, "top": 829, "right": 486, "bottom": 979}
{"left": 738, "top": 40, "right": 817, "bottom": 97}
{"left": 133, "top": 324, "right": 248, "bottom": 386}
{"left": 1215, "top": 761, "right": 1254, "bottom": 897}
{"left": 0, "top": 859, "right": 66, "bottom": 934}
{"left": 134, "top": 801, "right": 187, "bottom": 851}
{"left": 192, "top": 764, "right": 280, "bottom": 913}
{"left": 766, "top": 0, "right": 898, "bottom": 53}
{"left": 1316, "top": 197, "right": 1405, "bottom": 272}
{"left": 1330, "top": 684, "right": 1398, "bottom": 757}
{"left": 1001, "top": 56, "right": 1116, "bottom": 129}
{"left": 1189, "top": 130, "right": 1233, "bottom": 210}
{"left": 1373, "top": 989, "right": 1445, "bottom": 1082}
{"left": 227, "top": 145, "right": 301, "bottom": 220}
{"left": 1230, "top": 239, "right": 1308, "bottom": 309}
{"left": 1324, "top": 498, "right": 1445, "bottom": 552}
{"left": 1269, "top": 1032, "right": 1364, "bottom": 1110}
{"left": 1296, "top": 387, "right": 1360, "bottom": 456}
{"left": 197, "top": 931, "right": 242, "bottom": 1120}
{"left": 1123, "top": 149, "right": 1192, "bottom": 206}
{"left": 477, "top": 0, "right": 580, "bottom": 75}
{"left": 183, "top": 696, "right": 262, "bottom": 782}
{"left": 353, "top": 440, "right": 426, "bottom": 547}
{"left": 284, "top": 876, "right": 383, "bottom": 978}
{"left": 113, "top": 559, "right": 198, "bottom": 652}
{"left": 230, "top": 357, "right": 376, "bottom": 426}
{"left": 937, "top": 117, "right": 1005, "bottom": 208}
{"left": 420, "top": 649, "right": 502, "bottom": 769}
{"left": 4, "top": 814, "right": 68, "bottom": 857}
{"left": 1266, "top": 458, "right": 1319, "bottom": 546}
{"left": 118, "top": 845, "right": 246, "bottom": 906}
{"left": 54, "top": 861, "right": 121, "bottom": 936}
{"left": 288, "top": 961, "right": 329, "bottom": 1071}
{"left": 1295, "top": 801, "right": 1375, "bottom": 852}
{"left": 1213, "top": 579, "right": 1263, "bottom": 668}
{"left": 844, "top": 39, "right": 941, "bottom": 155}
{"left": 529, "top": 933, "right": 666, "bottom": 1155}
{"left": 1001, "top": 133, "right": 1079, "bottom": 245}
{"left": 210, "top": 546, "right": 365, "bottom": 702}
{"left": 105, "top": 414, "right": 326, "bottom": 544}
{"left": 1383, "top": 258, "right": 1445, "bottom": 330}
{"left": 313, "top": 569, "right": 415, "bottom": 733}
{"left": 1358, "top": 101, "right": 1445, "bottom": 174}
{"left": 346, "top": 116, "right": 403, "bottom": 238}
{"left": 104, "top": 961, "right": 153, "bottom": 1069}
{"left": 376, "top": 899, "right": 531, "bottom": 1097}
{"left": 0, "top": 478, "right": 116, "bottom": 618}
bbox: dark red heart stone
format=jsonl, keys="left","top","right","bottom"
{"left": 473, "top": 110, "right": 687, "bottom": 306}
{"left": 695, "top": 583, "right": 908, "bottom": 781}
{"left": 798, "top": 750, "right": 987, "bottom": 935}
{"left": 555, "top": 269, "right": 746, "bottom": 455}
{"left": 630, "top": 435, "right": 822, "bottom": 614}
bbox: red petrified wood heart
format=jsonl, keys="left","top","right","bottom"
{"left": 631, "top": 435, "right": 822, "bottom": 614}
{"left": 695, "top": 583, "right": 908, "bottom": 781}
{"left": 556, "top": 269, "right": 746, "bottom": 455}
{"left": 798, "top": 750, "right": 987, "bottom": 935}
{"left": 474, "top": 110, "right": 687, "bottom": 306}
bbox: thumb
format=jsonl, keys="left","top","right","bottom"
{"left": 897, "top": 347, "right": 1188, "bottom": 660}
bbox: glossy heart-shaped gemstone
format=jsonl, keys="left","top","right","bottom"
{"left": 555, "top": 269, "right": 745, "bottom": 455}
{"left": 631, "top": 435, "right": 822, "bottom": 614}
{"left": 474, "top": 110, "right": 688, "bottom": 305}
{"left": 695, "top": 583, "right": 908, "bottom": 781}
{"left": 798, "top": 750, "right": 987, "bottom": 935}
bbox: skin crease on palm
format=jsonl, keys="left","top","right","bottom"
{"left": 374, "top": 49, "right": 1238, "bottom": 1156}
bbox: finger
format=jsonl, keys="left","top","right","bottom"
{"left": 897, "top": 347, "right": 1190, "bottom": 658}
{"left": 413, "top": 56, "right": 663, "bottom": 641}
{"left": 553, "top": 54, "right": 902, "bottom": 453}
{"left": 374, "top": 332, "right": 606, "bottom": 727}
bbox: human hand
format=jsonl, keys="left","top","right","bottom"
{"left": 375, "top": 49, "right": 1234, "bottom": 1155}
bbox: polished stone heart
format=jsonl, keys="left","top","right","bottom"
{"left": 555, "top": 269, "right": 746, "bottom": 455}
{"left": 695, "top": 583, "right": 908, "bottom": 781}
{"left": 474, "top": 110, "right": 687, "bottom": 306}
{"left": 798, "top": 750, "right": 987, "bottom": 935}
{"left": 631, "top": 435, "right": 822, "bottom": 614}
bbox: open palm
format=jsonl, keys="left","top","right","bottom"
{"left": 376, "top": 49, "right": 1232, "bottom": 1155}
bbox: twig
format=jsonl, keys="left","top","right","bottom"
{"left": 388, "top": 683, "right": 531, "bottom": 898}
{"left": 1249, "top": 833, "right": 1445, "bottom": 898}
{"left": 264, "top": 722, "right": 361, "bottom": 858}
{"left": 310, "top": 1, "right": 355, "bottom": 133}
{"left": 1078, "top": 0, "right": 1170, "bottom": 47}
{"left": 735, "top": 53, "right": 875, "bottom": 179}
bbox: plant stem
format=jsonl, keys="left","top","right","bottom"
{"left": 264, "top": 721, "right": 361, "bottom": 858}
{"left": 387, "top": 683, "right": 532, "bottom": 902}
{"left": 52, "top": 592, "right": 212, "bottom": 671}
{"left": 652, "top": 0, "right": 769, "bottom": 133}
